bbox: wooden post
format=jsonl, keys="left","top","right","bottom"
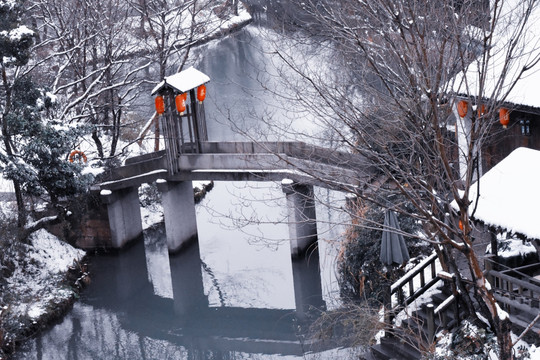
{"left": 452, "top": 277, "right": 461, "bottom": 327}
{"left": 154, "top": 116, "right": 160, "bottom": 152}
{"left": 426, "top": 303, "right": 435, "bottom": 343}
{"left": 441, "top": 308, "right": 448, "bottom": 329}
{"left": 485, "top": 254, "right": 495, "bottom": 288}
{"left": 383, "top": 284, "right": 393, "bottom": 338}
{"left": 490, "top": 227, "right": 499, "bottom": 268}
{"left": 159, "top": 89, "right": 181, "bottom": 174}
{"left": 197, "top": 101, "right": 208, "bottom": 142}
{"left": 189, "top": 88, "right": 201, "bottom": 153}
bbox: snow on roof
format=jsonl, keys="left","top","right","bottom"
{"left": 151, "top": 67, "right": 210, "bottom": 95}
{"left": 461, "top": 147, "right": 540, "bottom": 239}
{"left": 453, "top": 1, "right": 540, "bottom": 108}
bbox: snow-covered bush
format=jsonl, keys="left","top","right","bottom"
{"left": 429, "top": 320, "right": 498, "bottom": 359}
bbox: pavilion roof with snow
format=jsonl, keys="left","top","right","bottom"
{"left": 151, "top": 67, "right": 210, "bottom": 95}
{"left": 460, "top": 147, "right": 540, "bottom": 239}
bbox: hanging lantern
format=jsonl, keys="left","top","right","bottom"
{"left": 459, "top": 220, "right": 464, "bottom": 231}
{"left": 155, "top": 95, "right": 165, "bottom": 115}
{"left": 457, "top": 100, "right": 468, "bottom": 118}
{"left": 499, "top": 108, "right": 510, "bottom": 128}
{"left": 477, "top": 104, "right": 487, "bottom": 118}
{"left": 197, "top": 84, "right": 206, "bottom": 103}
{"left": 175, "top": 93, "right": 187, "bottom": 114}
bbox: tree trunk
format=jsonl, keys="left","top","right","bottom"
{"left": 497, "top": 317, "right": 513, "bottom": 360}
{"left": 13, "top": 181, "right": 25, "bottom": 228}
{"left": 92, "top": 129, "right": 104, "bottom": 159}
{"left": 466, "top": 247, "right": 513, "bottom": 359}
{"left": 1, "top": 67, "right": 26, "bottom": 227}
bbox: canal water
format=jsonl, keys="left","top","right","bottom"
{"left": 14, "top": 2, "right": 366, "bottom": 359}
{"left": 14, "top": 183, "right": 358, "bottom": 359}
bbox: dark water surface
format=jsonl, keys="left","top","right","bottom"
{"left": 14, "top": 182, "right": 361, "bottom": 359}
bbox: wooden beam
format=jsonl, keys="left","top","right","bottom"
{"left": 199, "top": 141, "right": 373, "bottom": 172}
{"left": 176, "top": 153, "right": 363, "bottom": 187}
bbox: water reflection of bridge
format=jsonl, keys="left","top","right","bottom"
{"left": 90, "top": 231, "right": 333, "bottom": 357}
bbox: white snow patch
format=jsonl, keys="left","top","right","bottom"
{"left": 0, "top": 25, "right": 34, "bottom": 42}
{"left": 29, "top": 229, "right": 86, "bottom": 273}
{"left": 5, "top": 229, "right": 86, "bottom": 321}
{"left": 27, "top": 304, "right": 45, "bottom": 319}
{"left": 496, "top": 303, "right": 509, "bottom": 321}
{"left": 487, "top": 236, "right": 537, "bottom": 258}
{"left": 453, "top": 147, "right": 540, "bottom": 240}
{"left": 281, "top": 178, "right": 294, "bottom": 185}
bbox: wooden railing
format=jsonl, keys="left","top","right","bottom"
{"left": 426, "top": 279, "right": 460, "bottom": 342}
{"left": 386, "top": 252, "right": 461, "bottom": 342}
{"left": 487, "top": 269, "right": 540, "bottom": 330}
{"left": 389, "top": 252, "right": 439, "bottom": 310}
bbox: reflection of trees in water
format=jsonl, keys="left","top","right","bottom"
{"left": 244, "top": 0, "right": 315, "bottom": 32}
{"left": 221, "top": 269, "right": 287, "bottom": 308}
{"left": 201, "top": 260, "right": 226, "bottom": 306}
{"left": 187, "top": 349, "right": 237, "bottom": 360}
{"left": 202, "top": 262, "right": 287, "bottom": 308}
{"left": 16, "top": 290, "right": 362, "bottom": 359}
{"left": 18, "top": 304, "right": 228, "bottom": 359}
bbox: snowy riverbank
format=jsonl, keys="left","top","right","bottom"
{"left": 0, "top": 178, "right": 213, "bottom": 358}
{"left": 0, "top": 230, "right": 86, "bottom": 358}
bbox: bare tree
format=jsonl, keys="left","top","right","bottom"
{"left": 30, "top": 0, "right": 238, "bottom": 160}
{"left": 254, "top": 0, "right": 540, "bottom": 357}
{"left": 30, "top": 0, "right": 149, "bottom": 159}
{"left": 128, "top": 0, "right": 218, "bottom": 78}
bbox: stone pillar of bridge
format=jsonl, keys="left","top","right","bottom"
{"left": 101, "top": 186, "right": 143, "bottom": 248}
{"left": 157, "top": 179, "right": 198, "bottom": 253}
{"left": 281, "top": 179, "right": 318, "bottom": 258}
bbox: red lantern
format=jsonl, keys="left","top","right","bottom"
{"left": 457, "top": 100, "right": 468, "bottom": 118}
{"left": 499, "top": 108, "right": 510, "bottom": 128}
{"left": 477, "top": 104, "right": 486, "bottom": 118}
{"left": 197, "top": 84, "right": 206, "bottom": 103}
{"left": 175, "top": 93, "right": 187, "bottom": 114}
{"left": 155, "top": 95, "right": 165, "bottom": 115}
